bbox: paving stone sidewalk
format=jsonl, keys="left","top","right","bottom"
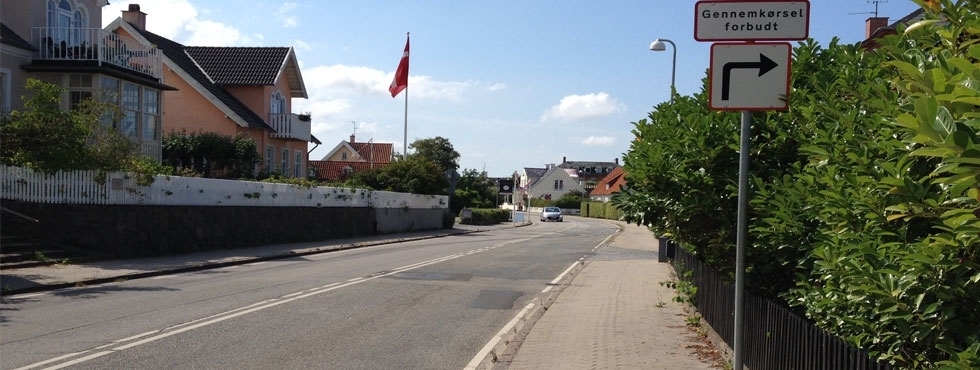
{"left": 498, "top": 221, "right": 728, "bottom": 370}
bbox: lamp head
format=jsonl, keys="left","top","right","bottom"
{"left": 649, "top": 39, "right": 666, "bottom": 51}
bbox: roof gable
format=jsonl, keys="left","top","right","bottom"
{"left": 590, "top": 167, "right": 627, "bottom": 196}
{"left": 119, "top": 24, "right": 273, "bottom": 131}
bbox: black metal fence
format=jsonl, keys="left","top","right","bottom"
{"left": 672, "top": 246, "right": 893, "bottom": 370}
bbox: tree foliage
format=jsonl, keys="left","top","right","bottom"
{"left": 452, "top": 168, "right": 497, "bottom": 213}
{"left": 613, "top": 1, "right": 980, "bottom": 367}
{"left": 353, "top": 152, "right": 448, "bottom": 195}
{"left": 409, "top": 136, "right": 459, "bottom": 173}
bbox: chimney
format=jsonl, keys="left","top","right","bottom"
{"left": 615, "top": 158, "right": 619, "bottom": 166}
{"left": 123, "top": 4, "right": 147, "bottom": 30}
{"left": 562, "top": 156, "right": 566, "bottom": 164}
{"left": 865, "top": 17, "right": 889, "bottom": 39}
{"left": 349, "top": 134, "right": 355, "bottom": 144}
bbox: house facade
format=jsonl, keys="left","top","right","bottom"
{"left": 516, "top": 165, "right": 585, "bottom": 206}
{"left": 1, "top": 0, "right": 172, "bottom": 160}
{"left": 589, "top": 166, "right": 626, "bottom": 203}
{"left": 556, "top": 156, "right": 621, "bottom": 193}
{"left": 309, "top": 134, "right": 393, "bottom": 182}
{"left": 103, "top": 4, "right": 315, "bottom": 177}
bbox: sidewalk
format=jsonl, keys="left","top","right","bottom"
{"left": 493, "top": 221, "right": 728, "bottom": 370}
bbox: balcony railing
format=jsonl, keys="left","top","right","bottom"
{"left": 269, "top": 113, "right": 312, "bottom": 142}
{"left": 31, "top": 27, "right": 162, "bottom": 79}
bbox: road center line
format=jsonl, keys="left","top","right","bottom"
{"left": 22, "top": 241, "right": 522, "bottom": 370}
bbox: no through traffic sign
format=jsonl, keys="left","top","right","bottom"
{"left": 695, "top": 0, "right": 810, "bottom": 41}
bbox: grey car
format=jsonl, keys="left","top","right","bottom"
{"left": 540, "top": 207, "right": 563, "bottom": 222}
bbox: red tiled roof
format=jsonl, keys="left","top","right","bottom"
{"left": 350, "top": 141, "right": 393, "bottom": 165}
{"left": 589, "top": 167, "right": 626, "bottom": 196}
{"left": 309, "top": 160, "right": 388, "bottom": 181}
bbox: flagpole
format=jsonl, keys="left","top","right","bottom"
{"left": 402, "top": 32, "right": 409, "bottom": 156}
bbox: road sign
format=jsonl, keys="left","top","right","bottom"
{"left": 709, "top": 43, "right": 791, "bottom": 110}
{"left": 695, "top": 1, "right": 810, "bottom": 41}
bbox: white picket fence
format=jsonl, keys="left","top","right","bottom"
{"left": 0, "top": 165, "right": 447, "bottom": 209}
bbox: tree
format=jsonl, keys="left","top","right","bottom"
{"left": 0, "top": 78, "right": 158, "bottom": 178}
{"left": 409, "top": 136, "right": 459, "bottom": 174}
{"left": 353, "top": 154, "right": 447, "bottom": 195}
{"left": 451, "top": 168, "right": 496, "bottom": 213}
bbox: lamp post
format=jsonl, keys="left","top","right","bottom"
{"left": 649, "top": 38, "right": 677, "bottom": 100}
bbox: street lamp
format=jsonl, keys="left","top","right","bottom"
{"left": 649, "top": 38, "right": 677, "bottom": 100}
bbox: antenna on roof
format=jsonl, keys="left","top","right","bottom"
{"left": 848, "top": 0, "right": 888, "bottom": 17}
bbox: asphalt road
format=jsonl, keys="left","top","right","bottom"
{"left": 1, "top": 217, "right": 619, "bottom": 370}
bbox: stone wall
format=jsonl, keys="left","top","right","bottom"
{"left": 1, "top": 200, "right": 450, "bottom": 257}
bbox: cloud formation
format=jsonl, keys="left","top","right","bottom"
{"left": 540, "top": 92, "right": 626, "bottom": 123}
{"left": 581, "top": 136, "right": 616, "bottom": 147}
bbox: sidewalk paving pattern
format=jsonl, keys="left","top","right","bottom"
{"left": 0, "top": 219, "right": 726, "bottom": 369}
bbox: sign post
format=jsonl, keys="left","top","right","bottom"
{"left": 694, "top": 2, "right": 808, "bottom": 369}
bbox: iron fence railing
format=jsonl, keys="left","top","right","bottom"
{"left": 672, "top": 245, "right": 893, "bottom": 370}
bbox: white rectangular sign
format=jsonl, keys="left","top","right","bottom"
{"left": 696, "top": 1, "right": 810, "bottom": 41}
{"left": 709, "top": 43, "right": 792, "bottom": 110}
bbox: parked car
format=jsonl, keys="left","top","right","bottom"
{"left": 540, "top": 207, "right": 563, "bottom": 222}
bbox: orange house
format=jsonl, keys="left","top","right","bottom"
{"left": 104, "top": 5, "right": 317, "bottom": 178}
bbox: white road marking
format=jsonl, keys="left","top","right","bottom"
{"left": 19, "top": 237, "right": 533, "bottom": 369}
{"left": 463, "top": 303, "right": 536, "bottom": 370}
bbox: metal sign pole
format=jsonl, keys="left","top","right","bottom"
{"left": 733, "top": 109, "right": 751, "bottom": 370}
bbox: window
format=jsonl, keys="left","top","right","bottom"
{"left": 47, "top": 0, "right": 88, "bottom": 46}
{"left": 341, "top": 152, "right": 347, "bottom": 160}
{"left": 270, "top": 91, "right": 286, "bottom": 114}
{"left": 142, "top": 89, "right": 159, "bottom": 140}
{"left": 265, "top": 146, "right": 274, "bottom": 174}
{"left": 280, "top": 148, "right": 289, "bottom": 176}
{"left": 0, "top": 69, "right": 8, "bottom": 114}
{"left": 68, "top": 74, "right": 92, "bottom": 110}
{"left": 555, "top": 180, "right": 565, "bottom": 190}
{"left": 121, "top": 82, "right": 140, "bottom": 137}
{"left": 97, "top": 76, "right": 159, "bottom": 141}
{"left": 294, "top": 151, "right": 302, "bottom": 178}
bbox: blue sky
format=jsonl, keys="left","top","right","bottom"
{"left": 103, "top": 1, "right": 922, "bottom": 177}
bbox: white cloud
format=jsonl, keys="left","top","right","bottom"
{"left": 277, "top": 3, "right": 299, "bottom": 28}
{"left": 581, "top": 136, "right": 616, "bottom": 147}
{"left": 103, "top": 1, "right": 253, "bottom": 46}
{"left": 487, "top": 83, "right": 506, "bottom": 92}
{"left": 293, "top": 39, "right": 311, "bottom": 52}
{"left": 540, "top": 92, "right": 626, "bottom": 123}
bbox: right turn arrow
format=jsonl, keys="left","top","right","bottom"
{"left": 721, "top": 54, "right": 778, "bottom": 101}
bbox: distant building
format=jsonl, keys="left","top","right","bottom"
{"left": 860, "top": 8, "right": 927, "bottom": 50}
{"left": 556, "top": 156, "right": 621, "bottom": 193}
{"left": 589, "top": 166, "right": 627, "bottom": 203}
{"left": 308, "top": 134, "right": 393, "bottom": 182}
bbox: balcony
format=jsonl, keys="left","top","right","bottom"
{"left": 31, "top": 27, "right": 162, "bottom": 79}
{"left": 269, "top": 113, "right": 312, "bottom": 142}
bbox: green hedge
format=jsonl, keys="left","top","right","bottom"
{"left": 581, "top": 202, "right": 623, "bottom": 220}
{"left": 459, "top": 208, "right": 510, "bottom": 225}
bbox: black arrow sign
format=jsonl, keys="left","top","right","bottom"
{"left": 721, "top": 53, "right": 778, "bottom": 101}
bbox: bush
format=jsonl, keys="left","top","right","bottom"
{"left": 459, "top": 208, "right": 510, "bottom": 225}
